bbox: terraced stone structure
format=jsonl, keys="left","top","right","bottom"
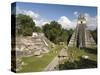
{"left": 12, "top": 32, "right": 52, "bottom": 71}
{"left": 68, "top": 14, "right": 96, "bottom": 48}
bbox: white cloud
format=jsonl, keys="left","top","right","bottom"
{"left": 70, "top": 19, "right": 77, "bottom": 29}
{"left": 58, "top": 13, "right": 97, "bottom": 30}
{"left": 58, "top": 16, "right": 72, "bottom": 29}
{"left": 84, "top": 13, "right": 97, "bottom": 30}
{"left": 73, "top": 12, "right": 97, "bottom": 30}
{"left": 16, "top": 6, "right": 40, "bottom": 20}
{"left": 58, "top": 16, "right": 77, "bottom": 29}
{"left": 23, "top": 10, "right": 40, "bottom": 19}
{"left": 15, "top": 7, "right": 97, "bottom": 30}
{"left": 74, "top": 11, "right": 78, "bottom": 17}
{"left": 42, "top": 21, "right": 50, "bottom": 25}
{"left": 33, "top": 19, "right": 50, "bottom": 27}
{"left": 16, "top": 7, "right": 48, "bottom": 27}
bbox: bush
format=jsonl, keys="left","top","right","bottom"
{"left": 16, "top": 14, "right": 35, "bottom": 36}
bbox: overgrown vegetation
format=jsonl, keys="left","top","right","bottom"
{"left": 15, "top": 14, "right": 73, "bottom": 44}
{"left": 16, "top": 14, "right": 35, "bottom": 36}
{"left": 18, "top": 45, "right": 64, "bottom": 72}
{"left": 90, "top": 28, "right": 97, "bottom": 44}
{"left": 15, "top": 14, "right": 42, "bottom": 36}
{"left": 42, "top": 21, "right": 73, "bottom": 44}
{"left": 59, "top": 47, "right": 97, "bottom": 70}
{"left": 13, "top": 13, "right": 97, "bottom": 71}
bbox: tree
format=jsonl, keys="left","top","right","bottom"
{"left": 67, "top": 29, "right": 74, "bottom": 44}
{"left": 60, "top": 29, "right": 69, "bottom": 43}
{"left": 90, "top": 28, "right": 97, "bottom": 44}
{"left": 42, "top": 21, "right": 71, "bottom": 44}
{"left": 33, "top": 26, "right": 42, "bottom": 32}
{"left": 16, "top": 14, "right": 35, "bottom": 36}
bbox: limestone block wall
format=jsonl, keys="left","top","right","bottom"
{"left": 85, "top": 30, "right": 96, "bottom": 48}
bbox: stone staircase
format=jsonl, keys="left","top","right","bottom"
{"left": 68, "top": 32, "right": 76, "bottom": 47}
{"left": 68, "top": 28, "right": 96, "bottom": 48}
{"left": 16, "top": 33, "right": 51, "bottom": 58}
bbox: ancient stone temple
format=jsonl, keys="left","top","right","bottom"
{"left": 16, "top": 32, "right": 52, "bottom": 57}
{"left": 68, "top": 14, "right": 96, "bottom": 48}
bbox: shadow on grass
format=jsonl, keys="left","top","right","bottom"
{"left": 83, "top": 47, "right": 97, "bottom": 55}
{"left": 59, "top": 57, "right": 97, "bottom": 70}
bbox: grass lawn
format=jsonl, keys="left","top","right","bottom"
{"left": 59, "top": 47, "right": 97, "bottom": 70}
{"left": 67, "top": 47, "right": 97, "bottom": 61}
{"left": 17, "top": 45, "right": 64, "bottom": 72}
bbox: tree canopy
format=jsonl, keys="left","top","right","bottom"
{"left": 43, "top": 21, "right": 73, "bottom": 44}
{"left": 16, "top": 14, "right": 35, "bottom": 36}
{"left": 15, "top": 14, "right": 74, "bottom": 44}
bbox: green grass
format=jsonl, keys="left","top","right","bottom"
{"left": 59, "top": 47, "right": 97, "bottom": 70}
{"left": 67, "top": 47, "right": 97, "bottom": 61}
{"left": 17, "top": 45, "right": 97, "bottom": 72}
{"left": 17, "top": 45, "right": 64, "bottom": 72}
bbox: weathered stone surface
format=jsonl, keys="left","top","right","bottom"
{"left": 16, "top": 32, "right": 51, "bottom": 57}
{"left": 15, "top": 33, "right": 52, "bottom": 70}
{"left": 82, "top": 55, "right": 89, "bottom": 59}
{"left": 42, "top": 47, "right": 49, "bottom": 53}
{"left": 34, "top": 51, "right": 41, "bottom": 56}
{"left": 68, "top": 14, "right": 96, "bottom": 48}
{"left": 32, "top": 32, "right": 38, "bottom": 37}
{"left": 68, "top": 32, "right": 76, "bottom": 47}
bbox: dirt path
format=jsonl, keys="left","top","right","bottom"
{"left": 44, "top": 46, "right": 68, "bottom": 71}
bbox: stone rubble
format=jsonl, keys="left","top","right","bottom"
{"left": 12, "top": 33, "right": 52, "bottom": 71}
{"left": 16, "top": 33, "right": 51, "bottom": 57}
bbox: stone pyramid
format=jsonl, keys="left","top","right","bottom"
{"left": 68, "top": 14, "right": 96, "bottom": 48}
{"left": 68, "top": 29, "right": 96, "bottom": 48}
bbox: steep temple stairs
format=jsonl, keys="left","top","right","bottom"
{"left": 68, "top": 14, "right": 96, "bottom": 48}
{"left": 68, "top": 29, "right": 96, "bottom": 48}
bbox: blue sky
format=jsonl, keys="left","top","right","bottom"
{"left": 15, "top": 2, "right": 97, "bottom": 21}
{"left": 12, "top": 2, "right": 97, "bottom": 30}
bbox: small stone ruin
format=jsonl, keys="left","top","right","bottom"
{"left": 16, "top": 32, "right": 52, "bottom": 58}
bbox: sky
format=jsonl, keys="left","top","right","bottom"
{"left": 12, "top": 2, "right": 97, "bottom": 30}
